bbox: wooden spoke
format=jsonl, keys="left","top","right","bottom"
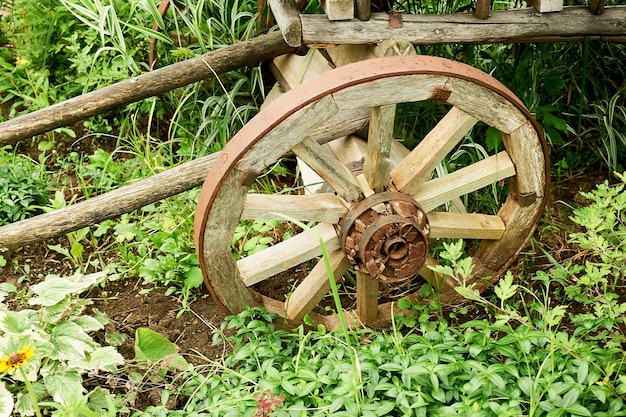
{"left": 364, "top": 104, "right": 395, "bottom": 192}
{"left": 292, "top": 136, "right": 362, "bottom": 202}
{"left": 428, "top": 212, "right": 505, "bottom": 239}
{"left": 448, "top": 197, "right": 468, "bottom": 214}
{"left": 356, "top": 174, "right": 387, "bottom": 212}
{"left": 356, "top": 271, "right": 379, "bottom": 324}
{"left": 286, "top": 249, "right": 351, "bottom": 321}
{"left": 242, "top": 193, "right": 348, "bottom": 223}
{"left": 391, "top": 107, "right": 477, "bottom": 195}
{"left": 356, "top": 173, "right": 375, "bottom": 197}
{"left": 412, "top": 151, "right": 515, "bottom": 212}
{"left": 238, "top": 223, "right": 339, "bottom": 287}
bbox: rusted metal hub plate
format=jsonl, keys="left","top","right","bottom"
{"left": 339, "top": 192, "right": 430, "bottom": 282}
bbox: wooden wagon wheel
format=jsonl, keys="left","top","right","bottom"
{"left": 194, "top": 55, "right": 548, "bottom": 328}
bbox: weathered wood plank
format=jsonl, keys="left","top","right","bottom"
{"left": 286, "top": 248, "right": 351, "bottom": 321}
{"left": 239, "top": 222, "right": 340, "bottom": 286}
{"left": 356, "top": 173, "right": 375, "bottom": 197}
{"left": 292, "top": 136, "right": 362, "bottom": 201}
{"left": 269, "top": 49, "right": 371, "bottom": 145}
{"left": 320, "top": 0, "right": 354, "bottom": 20}
{"left": 332, "top": 74, "right": 450, "bottom": 110}
{"left": 412, "top": 151, "right": 515, "bottom": 212}
{"left": 236, "top": 95, "right": 338, "bottom": 173}
{"left": 0, "top": 32, "right": 295, "bottom": 146}
{"left": 356, "top": 271, "right": 379, "bottom": 324}
{"left": 325, "top": 44, "right": 372, "bottom": 67}
{"left": 268, "top": 0, "right": 302, "bottom": 47}
{"left": 200, "top": 169, "right": 257, "bottom": 313}
{"left": 364, "top": 105, "right": 395, "bottom": 192}
{"left": 428, "top": 212, "right": 506, "bottom": 239}
{"left": 301, "top": 7, "right": 626, "bottom": 46}
{"left": 270, "top": 50, "right": 334, "bottom": 89}
{"left": 308, "top": 109, "right": 371, "bottom": 143}
{"left": 0, "top": 152, "right": 218, "bottom": 252}
{"left": 241, "top": 193, "right": 348, "bottom": 223}
{"left": 203, "top": 252, "right": 259, "bottom": 314}
{"left": 201, "top": 169, "right": 249, "bottom": 254}
{"left": 526, "top": 0, "right": 562, "bottom": 13}
{"left": 391, "top": 107, "right": 477, "bottom": 195}
{"left": 503, "top": 121, "right": 547, "bottom": 198}
{"left": 326, "top": 38, "right": 413, "bottom": 68}
{"left": 445, "top": 77, "right": 527, "bottom": 134}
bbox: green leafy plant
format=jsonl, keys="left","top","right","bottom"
{"left": 0, "top": 272, "right": 125, "bottom": 416}
{"left": 0, "top": 147, "right": 50, "bottom": 226}
{"left": 134, "top": 327, "right": 188, "bottom": 371}
{"left": 232, "top": 219, "right": 284, "bottom": 258}
{"left": 129, "top": 301, "right": 626, "bottom": 417}
{"left": 548, "top": 172, "right": 626, "bottom": 346}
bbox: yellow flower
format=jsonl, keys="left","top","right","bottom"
{"left": 16, "top": 58, "right": 29, "bottom": 66}
{"left": 0, "top": 344, "right": 35, "bottom": 374}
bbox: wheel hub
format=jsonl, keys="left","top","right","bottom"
{"left": 339, "top": 192, "right": 430, "bottom": 282}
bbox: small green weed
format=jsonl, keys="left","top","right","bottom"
{"left": 232, "top": 219, "right": 293, "bottom": 259}
{"left": 0, "top": 147, "right": 50, "bottom": 226}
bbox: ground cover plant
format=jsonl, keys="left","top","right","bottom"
{"left": 0, "top": 0, "right": 626, "bottom": 414}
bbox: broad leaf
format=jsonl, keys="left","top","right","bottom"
{"left": 0, "top": 382, "right": 13, "bottom": 417}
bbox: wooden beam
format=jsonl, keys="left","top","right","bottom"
{"left": 0, "top": 133, "right": 349, "bottom": 252}
{"left": 364, "top": 104, "right": 394, "bottom": 192}
{"left": 238, "top": 223, "right": 339, "bottom": 286}
{"left": 428, "top": 212, "right": 506, "bottom": 240}
{"left": 356, "top": 271, "right": 379, "bottom": 324}
{"left": 526, "top": 0, "right": 562, "bottom": 13}
{"left": 286, "top": 248, "right": 350, "bottom": 321}
{"left": 241, "top": 193, "right": 348, "bottom": 223}
{"left": 0, "top": 152, "right": 218, "bottom": 253}
{"left": 391, "top": 107, "right": 477, "bottom": 195}
{"left": 291, "top": 136, "right": 362, "bottom": 202}
{"left": 474, "top": 0, "right": 490, "bottom": 19}
{"left": 320, "top": 0, "right": 354, "bottom": 20}
{"left": 412, "top": 151, "right": 515, "bottom": 212}
{"left": 0, "top": 32, "right": 295, "bottom": 146}
{"left": 301, "top": 6, "right": 626, "bottom": 46}
{"left": 268, "top": 0, "right": 302, "bottom": 47}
